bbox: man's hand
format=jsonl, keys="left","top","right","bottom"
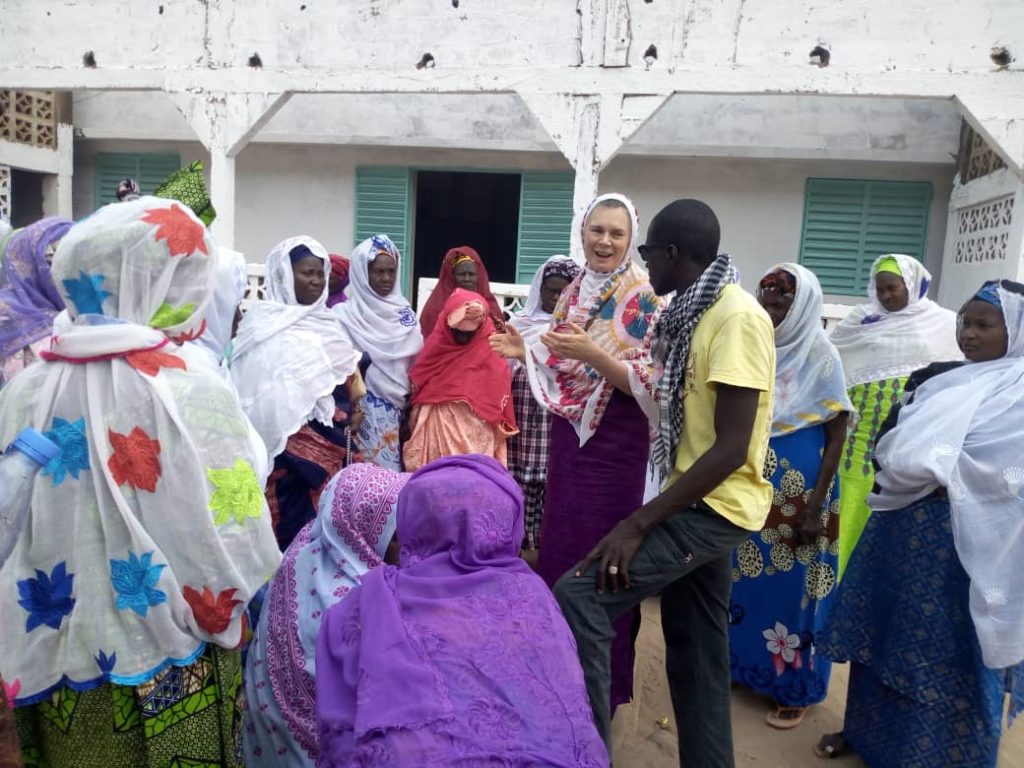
{"left": 575, "top": 516, "right": 647, "bottom": 593}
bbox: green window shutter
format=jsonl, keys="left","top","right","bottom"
{"left": 354, "top": 166, "right": 412, "bottom": 293}
{"left": 94, "top": 153, "right": 180, "bottom": 209}
{"left": 799, "top": 178, "right": 931, "bottom": 295}
{"left": 516, "top": 171, "right": 574, "bottom": 284}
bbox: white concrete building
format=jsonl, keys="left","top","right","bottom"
{"left": 2, "top": 0, "right": 1022, "bottom": 307}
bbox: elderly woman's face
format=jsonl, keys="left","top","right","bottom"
{"left": 540, "top": 276, "right": 570, "bottom": 314}
{"left": 369, "top": 253, "right": 398, "bottom": 297}
{"left": 453, "top": 260, "right": 478, "bottom": 292}
{"left": 293, "top": 256, "right": 326, "bottom": 306}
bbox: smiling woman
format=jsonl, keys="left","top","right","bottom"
{"left": 489, "top": 192, "right": 662, "bottom": 715}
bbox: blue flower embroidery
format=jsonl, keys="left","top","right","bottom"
{"left": 95, "top": 649, "right": 117, "bottom": 674}
{"left": 17, "top": 562, "right": 76, "bottom": 633}
{"left": 110, "top": 551, "right": 167, "bottom": 618}
{"left": 62, "top": 271, "right": 112, "bottom": 315}
{"left": 42, "top": 417, "right": 90, "bottom": 486}
{"left": 398, "top": 307, "right": 417, "bottom": 327}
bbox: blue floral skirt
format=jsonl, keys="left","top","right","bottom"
{"left": 728, "top": 425, "right": 839, "bottom": 707}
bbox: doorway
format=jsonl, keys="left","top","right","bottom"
{"left": 412, "top": 171, "right": 521, "bottom": 302}
{"left": 10, "top": 169, "right": 45, "bottom": 228}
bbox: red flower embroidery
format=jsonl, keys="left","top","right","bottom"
{"left": 168, "top": 319, "right": 207, "bottom": 345}
{"left": 125, "top": 349, "right": 188, "bottom": 377}
{"left": 107, "top": 427, "right": 162, "bottom": 492}
{"left": 183, "top": 586, "right": 243, "bottom": 635}
{"left": 140, "top": 204, "right": 209, "bottom": 257}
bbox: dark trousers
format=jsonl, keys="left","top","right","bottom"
{"left": 553, "top": 503, "right": 750, "bottom": 768}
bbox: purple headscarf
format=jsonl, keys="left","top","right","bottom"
{"left": 0, "top": 216, "right": 72, "bottom": 359}
{"left": 245, "top": 463, "right": 407, "bottom": 765}
{"left": 316, "top": 454, "right": 609, "bottom": 768}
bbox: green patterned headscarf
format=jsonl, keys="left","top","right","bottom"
{"left": 154, "top": 161, "right": 217, "bottom": 227}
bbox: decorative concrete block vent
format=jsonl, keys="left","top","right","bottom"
{"left": 0, "top": 90, "right": 57, "bottom": 150}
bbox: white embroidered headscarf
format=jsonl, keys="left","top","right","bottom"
{"left": 763, "top": 263, "right": 853, "bottom": 435}
{"left": 870, "top": 281, "right": 1024, "bottom": 668}
{"left": 509, "top": 255, "right": 581, "bottom": 347}
{"left": 830, "top": 254, "right": 961, "bottom": 386}
{"left": 0, "top": 197, "right": 280, "bottom": 705}
{"left": 332, "top": 235, "right": 422, "bottom": 409}
{"left": 231, "top": 236, "right": 361, "bottom": 463}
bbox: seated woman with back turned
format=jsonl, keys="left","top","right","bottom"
{"left": 316, "top": 454, "right": 608, "bottom": 767}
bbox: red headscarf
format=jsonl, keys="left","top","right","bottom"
{"left": 409, "top": 288, "right": 517, "bottom": 431}
{"left": 418, "top": 246, "right": 503, "bottom": 336}
{"left": 327, "top": 254, "right": 350, "bottom": 308}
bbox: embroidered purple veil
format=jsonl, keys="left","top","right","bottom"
{"left": 316, "top": 454, "right": 608, "bottom": 767}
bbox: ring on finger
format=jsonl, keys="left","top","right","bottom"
{"left": 607, "top": 565, "right": 619, "bottom": 575}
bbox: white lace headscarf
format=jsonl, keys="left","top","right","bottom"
{"left": 764, "top": 263, "right": 853, "bottom": 435}
{"left": 871, "top": 281, "right": 1024, "bottom": 668}
{"left": 332, "top": 235, "right": 422, "bottom": 409}
{"left": 231, "top": 236, "right": 360, "bottom": 463}
{"left": 830, "top": 254, "right": 961, "bottom": 386}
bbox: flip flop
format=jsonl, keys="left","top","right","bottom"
{"left": 814, "top": 732, "right": 847, "bottom": 759}
{"left": 766, "top": 705, "right": 807, "bottom": 730}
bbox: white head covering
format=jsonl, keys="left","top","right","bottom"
{"left": 509, "top": 255, "right": 580, "bottom": 347}
{"left": 332, "top": 235, "right": 422, "bottom": 409}
{"left": 189, "top": 247, "right": 247, "bottom": 369}
{"left": 830, "top": 254, "right": 961, "bottom": 386}
{"left": 231, "top": 236, "right": 360, "bottom": 463}
{"left": 577, "top": 193, "right": 641, "bottom": 308}
{"left": 0, "top": 198, "right": 280, "bottom": 704}
{"left": 870, "top": 281, "right": 1024, "bottom": 668}
{"left": 764, "top": 263, "right": 853, "bottom": 435}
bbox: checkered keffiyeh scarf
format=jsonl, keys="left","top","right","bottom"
{"left": 652, "top": 253, "right": 739, "bottom": 475}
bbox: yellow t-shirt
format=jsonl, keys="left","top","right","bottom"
{"left": 667, "top": 284, "right": 775, "bottom": 531}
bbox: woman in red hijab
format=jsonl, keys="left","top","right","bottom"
{"left": 327, "top": 254, "right": 350, "bottom": 308}
{"left": 418, "top": 246, "right": 503, "bottom": 336}
{"left": 404, "top": 288, "right": 517, "bottom": 470}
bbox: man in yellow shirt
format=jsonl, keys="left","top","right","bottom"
{"left": 554, "top": 199, "right": 775, "bottom": 767}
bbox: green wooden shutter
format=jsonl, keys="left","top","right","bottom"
{"left": 354, "top": 166, "right": 412, "bottom": 292}
{"left": 94, "top": 153, "right": 180, "bottom": 208}
{"left": 516, "top": 171, "right": 574, "bottom": 284}
{"left": 799, "top": 178, "right": 932, "bottom": 295}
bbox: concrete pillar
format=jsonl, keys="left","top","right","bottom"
{"left": 168, "top": 90, "right": 290, "bottom": 248}
{"left": 209, "top": 149, "right": 237, "bottom": 249}
{"left": 519, "top": 91, "right": 671, "bottom": 257}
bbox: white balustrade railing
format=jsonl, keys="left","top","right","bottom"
{"left": 245, "top": 266, "right": 853, "bottom": 329}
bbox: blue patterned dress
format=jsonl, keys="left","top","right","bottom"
{"left": 728, "top": 424, "right": 839, "bottom": 706}
{"left": 820, "top": 493, "right": 1024, "bottom": 767}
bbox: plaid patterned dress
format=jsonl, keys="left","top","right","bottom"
{"left": 506, "top": 365, "right": 550, "bottom": 548}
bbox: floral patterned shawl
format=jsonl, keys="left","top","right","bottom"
{"left": 524, "top": 194, "right": 661, "bottom": 445}
{"left": 0, "top": 198, "right": 280, "bottom": 706}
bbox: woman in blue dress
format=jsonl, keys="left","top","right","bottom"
{"left": 728, "top": 263, "right": 852, "bottom": 729}
{"left": 816, "top": 279, "right": 1024, "bottom": 765}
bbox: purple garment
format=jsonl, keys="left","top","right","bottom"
{"left": 326, "top": 291, "right": 347, "bottom": 308}
{"left": 316, "top": 454, "right": 609, "bottom": 768}
{"left": 538, "top": 389, "right": 649, "bottom": 712}
{"left": 0, "top": 217, "right": 72, "bottom": 359}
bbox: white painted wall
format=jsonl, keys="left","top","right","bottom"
{"left": 601, "top": 155, "right": 954, "bottom": 301}
{"left": 73, "top": 138, "right": 953, "bottom": 301}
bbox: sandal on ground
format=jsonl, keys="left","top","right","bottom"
{"left": 814, "top": 732, "right": 847, "bottom": 759}
{"left": 766, "top": 705, "right": 807, "bottom": 730}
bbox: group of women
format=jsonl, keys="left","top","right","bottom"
{"left": 1, "top": 181, "right": 1022, "bottom": 768}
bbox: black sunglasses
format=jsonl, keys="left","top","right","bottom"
{"left": 638, "top": 244, "right": 670, "bottom": 261}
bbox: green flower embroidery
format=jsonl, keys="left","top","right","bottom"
{"left": 207, "top": 459, "right": 264, "bottom": 526}
{"left": 150, "top": 302, "right": 196, "bottom": 329}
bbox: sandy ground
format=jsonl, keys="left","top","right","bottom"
{"left": 610, "top": 600, "right": 1024, "bottom": 768}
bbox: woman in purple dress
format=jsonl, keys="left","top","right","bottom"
{"left": 491, "top": 193, "right": 661, "bottom": 712}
